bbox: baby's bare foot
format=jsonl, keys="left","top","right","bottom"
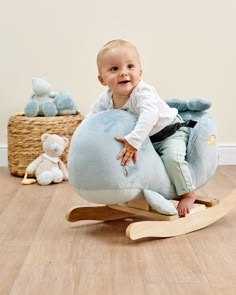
{"left": 177, "top": 192, "right": 196, "bottom": 217}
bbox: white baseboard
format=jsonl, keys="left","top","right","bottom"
{"left": 0, "top": 144, "right": 236, "bottom": 167}
{"left": 218, "top": 144, "right": 236, "bottom": 165}
{"left": 0, "top": 145, "right": 8, "bottom": 167}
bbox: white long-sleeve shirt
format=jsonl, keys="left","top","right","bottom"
{"left": 88, "top": 80, "right": 178, "bottom": 149}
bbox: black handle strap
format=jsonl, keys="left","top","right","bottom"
{"left": 150, "top": 120, "right": 197, "bottom": 143}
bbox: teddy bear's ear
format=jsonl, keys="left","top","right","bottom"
{"left": 41, "top": 133, "right": 50, "bottom": 142}
{"left": 63, "top": 137, "right": 69, "bottom": 147}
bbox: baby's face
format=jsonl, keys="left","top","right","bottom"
{"left": 98, "top": 46, "right": 142, "bottom": 98}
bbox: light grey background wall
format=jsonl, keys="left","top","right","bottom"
{"left": 0, "top": 0, "right": 235, "bottom": 149}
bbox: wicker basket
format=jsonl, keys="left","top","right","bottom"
{"left": 8, "top": 113, "right": 84, "bottom": 177}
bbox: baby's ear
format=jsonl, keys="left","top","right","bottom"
{"left": 98, "top": 76, "right": 106, "bottom": 86}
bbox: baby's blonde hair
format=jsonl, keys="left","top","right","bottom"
{"left": 97, "top": 39, "right": 140, "bottom": 73}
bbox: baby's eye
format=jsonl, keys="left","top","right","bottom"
{"left": 111, "top": 66, "right": 118, "bottom": 71}
{"left": 127, "top": 64, "right": 135, "bottom": 69}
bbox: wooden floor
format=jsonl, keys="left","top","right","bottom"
{"left": 1, "top": 166, "right": 236, "bottom": 295}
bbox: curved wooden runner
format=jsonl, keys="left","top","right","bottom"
{"left": 126, "top": 189, "right": 236, "bottom": 239}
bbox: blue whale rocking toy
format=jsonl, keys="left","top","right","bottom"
{"left": 66, "top": 98, "right": 236, "bottom": 239}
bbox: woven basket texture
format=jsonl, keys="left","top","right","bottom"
{"left": 8, "top": 114, "right": 84, "bottom": 177}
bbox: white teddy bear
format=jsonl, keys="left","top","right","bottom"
{"left": 22, "top": 133, "right": 69, "bottom": 185}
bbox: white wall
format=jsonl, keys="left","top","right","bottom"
{"left": 0, "top": 0, "right": 235, "bottom": 150}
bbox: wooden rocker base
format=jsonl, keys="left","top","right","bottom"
{"left": 66, "top": 189, "right": 236, "bottom": 240}
{"left": 66, "top": 205, "right": 135, "bottom": 222}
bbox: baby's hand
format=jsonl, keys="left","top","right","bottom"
{"left": 116, "top": 137, "right": 137, "bottom": 166}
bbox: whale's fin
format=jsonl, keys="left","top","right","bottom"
{"left": 143, "top": 189, "right": 177, "bottom": 215}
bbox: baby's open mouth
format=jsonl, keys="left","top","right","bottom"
{"left": 118, "top": 80, "right": 130, "bottom": 84}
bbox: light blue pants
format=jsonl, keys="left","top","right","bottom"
{"left": 152, "top": 116, "right": 195, "bottom": 196}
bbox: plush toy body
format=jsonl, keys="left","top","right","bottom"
{"left": 23, "top": 133, "right": 69, "bottom": 185}
{"left": 68, "top": 98, "right": 218, "bottom": 214}
{"left": 24, "top": 78, "right": 78, "bottom": 117}
{"left": 54, "top": 92, "right": 77, "bottom": 115}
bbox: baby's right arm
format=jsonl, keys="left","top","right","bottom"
{"left": 124, "top": 86, "right": 160, "bottom": 150}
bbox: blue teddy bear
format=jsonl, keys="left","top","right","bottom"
{"left": 24, "top": 78, "right": 78, "bottom": 117}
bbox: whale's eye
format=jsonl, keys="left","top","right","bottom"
{"left": 123, "top": 168, "right": 128, "bottom": 177}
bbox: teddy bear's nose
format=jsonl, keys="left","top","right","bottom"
{"left": 53, "top": 146, "right": 59, "bottom": 152}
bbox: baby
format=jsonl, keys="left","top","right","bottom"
{"left": 88, "top": 39, "right": 196, "bottom": 217}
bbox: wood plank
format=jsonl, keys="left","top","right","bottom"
{"left": 109, "top": 201, "right": 206, "bottom": 221}
{"left": 109, "top": 203, "right": 179, "bottom": 221}
{"left": 137, "top": 236, "right": 214, "bottom": 294}
{"left": 194, "top": 197, "right": 219, "bottom": 207}
{"left": 127, "top": 194, "right": 215, "bottom": 213}
{"left": 128, "top": 198, "right": 151, "bottom": 211}
{"left": 0, "top": 169, "right": 55, "bottom": 295}
{"left": 0, "top": 168, "right": 22, "bottom": 214}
